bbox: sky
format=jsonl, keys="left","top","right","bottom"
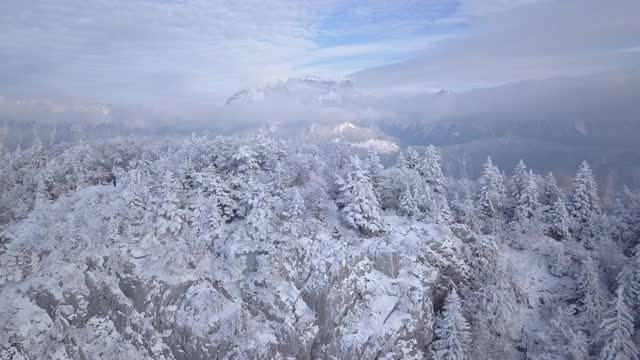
{"left": 0, "top": 0, "right": 638, "bottom": 107}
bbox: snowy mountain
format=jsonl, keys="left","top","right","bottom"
{"left": 225, "top": 75, "right": 364, "bottom": 106}
{"left": 1, "top": 134, "right": 639, "bottom": 359}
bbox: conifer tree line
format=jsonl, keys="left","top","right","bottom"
{"left": 1, "top": 134, "right": 639, "bottom": 360}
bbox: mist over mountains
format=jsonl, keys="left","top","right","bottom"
{"left": 3, "top": 70, "right": 639, "bottom": 193}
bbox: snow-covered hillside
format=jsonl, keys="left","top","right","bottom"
{"left": 0, "top": 135, "right": 639, "bottom": 359}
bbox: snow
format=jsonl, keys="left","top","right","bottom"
{"left": 350, "top": 139, "right": 400, "bottom": 153}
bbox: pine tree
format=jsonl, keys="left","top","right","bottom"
{"left": 541, "top": 172, "right": 563, "bottom": 208}
{"left": 338, "top": 156, "right": 386, "bottom": 235}
{"left": 477, "top": 156, "right": 506, "bottom": 220}
{"left": 431, "top": 288, "right": 471, "bottom": 360}
{"left": 549, "top": 245, "right": 570, "bottom": 277}
{"left": 405, "top": 148, "right": 420, "bottom": 170}
{"left": 233, "top": 145, "right": 259, "bottom": 173}
{"left": 397, "top": 151, "right": 408, "bottom": 170}
{"left": 367, "top": 149, "right": 384, "bottom": 201}
{"left": 282, "top": 189, "right": 305, "bottom": 236}
{"left": 576, "top": 256, "right": 606, "bottom": 333}
{"left": 618, "top": 249, "right": 640, "bottom": 317}
{"left": 155, "top": 171, "right": 188, "bottom": 237}
{"left": 511, "top": 159, "right": 528, "bottom": 202}
{"left": 597, "top": 286, "right": 638, "bottom": 360}
{"left": 246, "top": 186, "right": 273, "bottom": 242}
{"left": 34, "top": 174, "right": 49, "bottom": 208}
{"left": 515, "top": 170, "right": 540, "bottom": 221}
{"left": 548, "top": 198, "right": 572, "bottom": 241}
{"left": 31, "top": 137, "right": 46, "bottom": 169}
{"left": 419, "top": 145, "right": 452, "bottom": 223}
{"left": 571, "top": 161, "right": 601, "bottom": 228}
{"left": 398, "top": 185, "right": 419, "bottom": 218}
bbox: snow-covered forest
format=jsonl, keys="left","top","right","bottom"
{"left": 0, "top": 132, "right": 639, "bottom": 360}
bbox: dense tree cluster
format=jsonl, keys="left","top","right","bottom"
{"left": 1, "top": 135, "right": 639, "bottom": 360}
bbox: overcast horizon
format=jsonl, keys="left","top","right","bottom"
{"left": 1, "top": 0, "right": 638, "bottom": 109}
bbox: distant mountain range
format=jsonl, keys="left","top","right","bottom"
{"left": 225, "top": 75, "right": 366, "bottom": 106}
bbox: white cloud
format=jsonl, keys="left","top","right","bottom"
{"left": 353, "top": 0, "right": 640, "bottom": 91}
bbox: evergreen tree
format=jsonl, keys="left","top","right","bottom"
{"left": 477, "top": 156, "right": 506, "bottom": 220}
{"left": 367, "top": 149, "right": 384, "bottom": 201}
{"left": 571, "top": 161, "right": 601, "bottom": 229}
{"left": 431, "top": 288, "right": 471, "bottom": 360}
{"left": 418, "top": 145, "right": 452, "bottom": 223}
{"left": 337, "top": 156, "right": 386, "bottom": 235}
{"left": 515, "top": 170, "right": 540, "bottom": 221}
{"left": 397, "top": 151, "right": 408, "bottom": 170}
{"left": 541, "top": 172, "right": 563, "bottom": 208}
{"left": 155, "top": 171, "right": 188, "bottom": 237}
{"left": 34, "top": 174, "right": 49, "bottom": 208}
{"left": 597, "top": 286, "right": 638, "bottom": 360}
{"left": 511, "top": 159, "right": 528, "bottom": 203}
{"left": 31, "top": 137, "right": 46, "bottom": 169}
{"left": 245, "top": 186, "right": 273, "bottom": 242}
{"left": 282, "top": 189, "right": 305, "bottom": 236}
{"left": 398, "top": 185, "right": 419, "bottom": 218}
{"left": 618, "top": 249, "right": 640, "bottom": 317}
{"left": 548, "top": 245, "right": 570, "bottom": 277}
{"left": 405, "top": 148, "right": 420, "bottom": 170}
{"left": 576, "top": 256, "right": 606, "bottom": 333}
{"left": 548, "top": 198, "right": 572, "bottom": 241}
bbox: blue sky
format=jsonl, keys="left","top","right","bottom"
{"left": 0, "top": 0, "right": 638, "bottom": 106}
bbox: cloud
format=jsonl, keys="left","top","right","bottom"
{"left": 0, "top": 1, "right": 468, "bottom": 106}
{"left": 352, "top": 0, "right": 640, "bottom": 91}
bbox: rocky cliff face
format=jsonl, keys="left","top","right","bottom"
{"left": 0, "top": 182, "right": 458, "bottom": 359}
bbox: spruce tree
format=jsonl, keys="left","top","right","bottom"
{"left": 618, "top": 249, "right": 640, "bottom": 317}
{"left": 431, "top": 288, "right": 471, "bottom": 360}
{"left": 419, "top": 145, "right": 452, "bottom": 223}
{"left": 477, "top": 156, "right": 506, "bottom": 220}
{"left": 511, "top": 159, "right": 528, "bottom": 202}
{"left": 576, "top": 256, "right": 606, "bottom": 333}
{"left": 597, "top": 286, "right": 638, "bottom": 360}
{"left": 367, "top": 149, "right": 384, "bottom": 201}
{"left": 515, "top": 170, "right": 540, "bottom": 221}
{"left": 398, "top": 185, "right": 419, "bottom": 218}
{"left": 338, "top": 156, "right": 385, "bottom": 235}
{"left": 548, "top": 198, "right": 572, "bottom": 241}
{"left": 155, "top": 171, "right": 188, "bottom": 237}
{"left": 541, "top": 172, "right": 563, "bottom": 208}
{"left": 571, "top": 161, "right": 601, "bottom": 228}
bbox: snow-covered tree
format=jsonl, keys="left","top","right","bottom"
{"left": 245, "top": 186, "right": 274, "bottom": 242}
{"left": 31, "top": 137, "right": 46, "bottom": 169}
{"left": 618, "top": 249, "right": 640, "bottom": 317}
{"left": 597, "top": 286, "right": 638, "bottom": 360}
{"left": 514, "top": 170, "right": 540, "bottom": 221}
{"left": 511, "top": 159, "right": 528, "bottom": 203}
{"left": 398, "top": 185, "right": 420, "bottom": 218}
{"left": 282, "top": 189, "right": 305, "bottom": 236}
{"left": 367, "top": 149, "right": 384, "bottom": 201}
{"left": 547, "top": 198, "right": 572, "bottom": 241}
{"left": 233, "top": 145, "right": 259, "bottom": 174}
{"left": 337, "top": 156, "right": 385, "bottom": 235}
{"left": 431, "top": 288, "right": 471, "bottom": 360}
{"left": 541, "top": 172, "right": 563, "bottom": 208}
{"left": 571, "top": 161, "right": 601, "bottom": 229}
{"left": 548, "top": 244, "right": 570, "bottom": 277}
{"left": 154, "top": 171, "right": 189, "bottom": 237}
{"left": 418, "top": 145, "right": 452, "bottom": 223}
{"left": 576, "top": 255, "right": 606, "bottom": 333}
{"left": 477, "top": 156, "right": 506, "bottom": 222}
{"left": 396, "top": 151, "right": 408, "bottom": 170}
{"left": 33, "top": 174, "right": 50, "bottom": 209}
{"left": 405, "top": 148, "right": 420, "bottom": 170}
